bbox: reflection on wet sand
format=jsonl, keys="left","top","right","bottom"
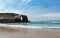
{"left": 0, "top": 27, "right": 60, "bottom": 38}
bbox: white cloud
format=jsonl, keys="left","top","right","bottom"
{"left": 41, "top": 13, "right": 60, "bottom": 17}
{"left": 25, "top": 13, "right": 60, "bottom": 21}
{"left": 0, "top": 9, "right": 24, "bottom": 14}
{"left": 35, "top": 13, "right": 60, "bottom": 20}
{"left": 0, "top": 0, "right": 32, "bottom": 10}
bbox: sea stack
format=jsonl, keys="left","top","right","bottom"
{"left": 0, "top": 13, "right": 30, "bottom": 23}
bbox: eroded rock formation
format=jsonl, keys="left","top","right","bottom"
{"left": 0, "top": 13, "right": 30, "bottom": 23}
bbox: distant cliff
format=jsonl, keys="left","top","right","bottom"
{"left": 0, "top": 13, "right": 30, "bottom": 23}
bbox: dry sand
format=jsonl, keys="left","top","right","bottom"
{"left": 0, "top": 27, "right": 60, "bottom": 38}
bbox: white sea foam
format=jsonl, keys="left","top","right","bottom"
{"left": 0, "top": 23, "right": 60, "bottom": 29}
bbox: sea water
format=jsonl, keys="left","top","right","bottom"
{"left": 5, "top": 20, "right": 60, "bottom": 28}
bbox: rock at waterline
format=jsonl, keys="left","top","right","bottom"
{"left": 0, "top": 13, "right": 30, "bottom": 23}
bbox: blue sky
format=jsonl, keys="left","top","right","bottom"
{"left": 0, "top": 0, "right": 60, "bottom": 21}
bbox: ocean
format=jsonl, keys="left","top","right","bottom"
{"left": 4, "top": 20, "right": 60, "bottom": 28}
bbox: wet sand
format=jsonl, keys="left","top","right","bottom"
{"left": 0, "top": 27, "right": 60, "bottom": 38}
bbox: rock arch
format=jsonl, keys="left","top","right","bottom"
{"left": 20, "top": 15, "right": 29, "bottom": 22}
{"left": 0, "top": 13, "right": 30, "bottom": 23}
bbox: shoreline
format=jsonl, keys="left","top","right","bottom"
{"left": 0, "top": 24, "right": 60, "bottom": 38}
{"left": 0, "top": 23, "right": 60, "bottom": 29}
{"left": 0, "top": 23, "right": 60, "bottom": 32}
{"left": 0, "top": 27, "right": 60, "bottom": 38}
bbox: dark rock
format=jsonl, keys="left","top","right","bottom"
{"left": 0, "top": 13, "right": 30, "bottom": 23}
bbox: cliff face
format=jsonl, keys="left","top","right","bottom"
{"left": 0, "top": 13, "right": 30, "bottom": 23}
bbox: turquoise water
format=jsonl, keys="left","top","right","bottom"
{"left": 6, "top": 20, "right": 60, "bottom": 27}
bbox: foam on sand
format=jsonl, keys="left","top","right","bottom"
{"left": 0, "top": 23, "right": 60, "bottom": 29}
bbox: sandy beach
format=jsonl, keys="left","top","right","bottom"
{"left": 0, "top": 25, "right": 60, "bottom": 38}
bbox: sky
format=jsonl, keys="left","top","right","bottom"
{"left": 0, "top": 0, "right": 60, "bottom": 21}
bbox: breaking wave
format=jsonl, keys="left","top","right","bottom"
{"left": 0, "top": 20, "right": 60, "bottom": 28}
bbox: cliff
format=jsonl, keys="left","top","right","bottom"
{"left": 0, "top": 13, "right": 30, "bottom": 23}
